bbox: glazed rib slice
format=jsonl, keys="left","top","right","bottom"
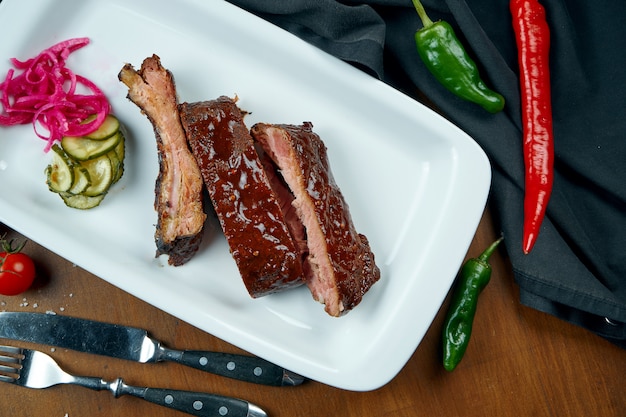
{"left": 179, "top": 97, "right": 304, "bottom": 297}
{"left": 118, "top": 55, "right": 206, "bottom": 266}
{"left": 251, "top": 122, "right": 380, "bottom": 316}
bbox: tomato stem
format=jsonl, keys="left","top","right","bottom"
{"left": 0, "top": 233, "right": 27, "bottom": 254}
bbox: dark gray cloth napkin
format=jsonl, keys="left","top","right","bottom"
{"left": 227, "top": 0, "right": 626, "bottom": 347}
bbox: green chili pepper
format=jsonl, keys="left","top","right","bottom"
{"left": 442, "top": 236, "right": 503, "bottom": 371}
{"left": 411, "top": 0, "right": 505, "bottom": 113}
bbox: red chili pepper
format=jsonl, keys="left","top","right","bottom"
{"left": 510, "top": 0, "right": 554, "bottom": 254}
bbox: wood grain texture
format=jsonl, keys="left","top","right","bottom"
{"left": 0, "top": 208, "right": 624, "bottom": 417}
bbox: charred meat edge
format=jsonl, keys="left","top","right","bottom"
{"left": 118, "top": 55, "right": 206, "bottom": 266}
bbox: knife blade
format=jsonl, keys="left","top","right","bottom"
{"left": 0, "top": 311, "right": 305, "bottom": 387}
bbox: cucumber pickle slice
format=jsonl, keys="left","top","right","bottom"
{"left": 62, "top": 131, "right": 121, "bottom": 161}
{"left": 46, "top": 145, "right": 74, "bottom": 193}
{"left": 84, "top": 114, "right": 120, "bottom": 140}
{"left": 81, "top": 155, "right": 114, "bottom": 197}
{"left": 47, "top": 114, "right": 126, "bottom": 209}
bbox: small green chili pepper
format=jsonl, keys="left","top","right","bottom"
{"left": 411, "top": 0, "right": 505, "bottom": 113}
{"left": 442, "top": 236, "right": 503, "bottom": 371}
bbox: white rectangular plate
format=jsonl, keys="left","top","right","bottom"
{"left": 0, "top": 0, "right": 490, "bottom": 390}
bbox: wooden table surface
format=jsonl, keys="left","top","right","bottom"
{"left": 0, "top": 209, "right": 624, "bottom": 417}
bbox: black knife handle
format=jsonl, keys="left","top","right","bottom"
{"left": 166, "top": 350, "right": 305, "bottom": 386}
{"left": 141, "top": 387, "right": 264, "bottom": 417}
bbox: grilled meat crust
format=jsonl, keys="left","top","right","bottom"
{"left": 179, "top": 97, "right": 305, "bottom": 297}
{"left": 251, "top": 122, "right": 380, "bottom": 316}
{"left": 118, "top": 55, "right": 206, "bottom": 266}
{"left": 118, "top": 57, "right": 378, "bottom": 312}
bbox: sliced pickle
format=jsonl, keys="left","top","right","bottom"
{"left": 46, "top": 145, "right": 74, "bottom": 193}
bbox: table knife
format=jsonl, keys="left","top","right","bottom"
{"left": 0, "top": 311, "right": 305, "bottom": 386}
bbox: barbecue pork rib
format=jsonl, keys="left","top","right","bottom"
{"left": 179, "top": 97, "right": 305, "bottom": 297}
{"left": 118, "top": 55, "right": 206, "bottom": 266}
{"left": 251, "top": 122, "right": 380, "bottom": 316}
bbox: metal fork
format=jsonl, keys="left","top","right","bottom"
{"left": 0, "top": 345, "right": 267, "bottom": 417}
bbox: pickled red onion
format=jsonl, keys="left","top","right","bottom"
{"left": 0, "top": 37, "right": 110, "bottom": 152}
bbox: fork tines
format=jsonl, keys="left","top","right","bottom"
{"left": 0, "top": 345, "right": 23, "bottom": 383}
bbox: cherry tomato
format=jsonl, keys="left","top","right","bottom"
{"left": 0, "top": 238, "right": 36, "bottom": 296}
